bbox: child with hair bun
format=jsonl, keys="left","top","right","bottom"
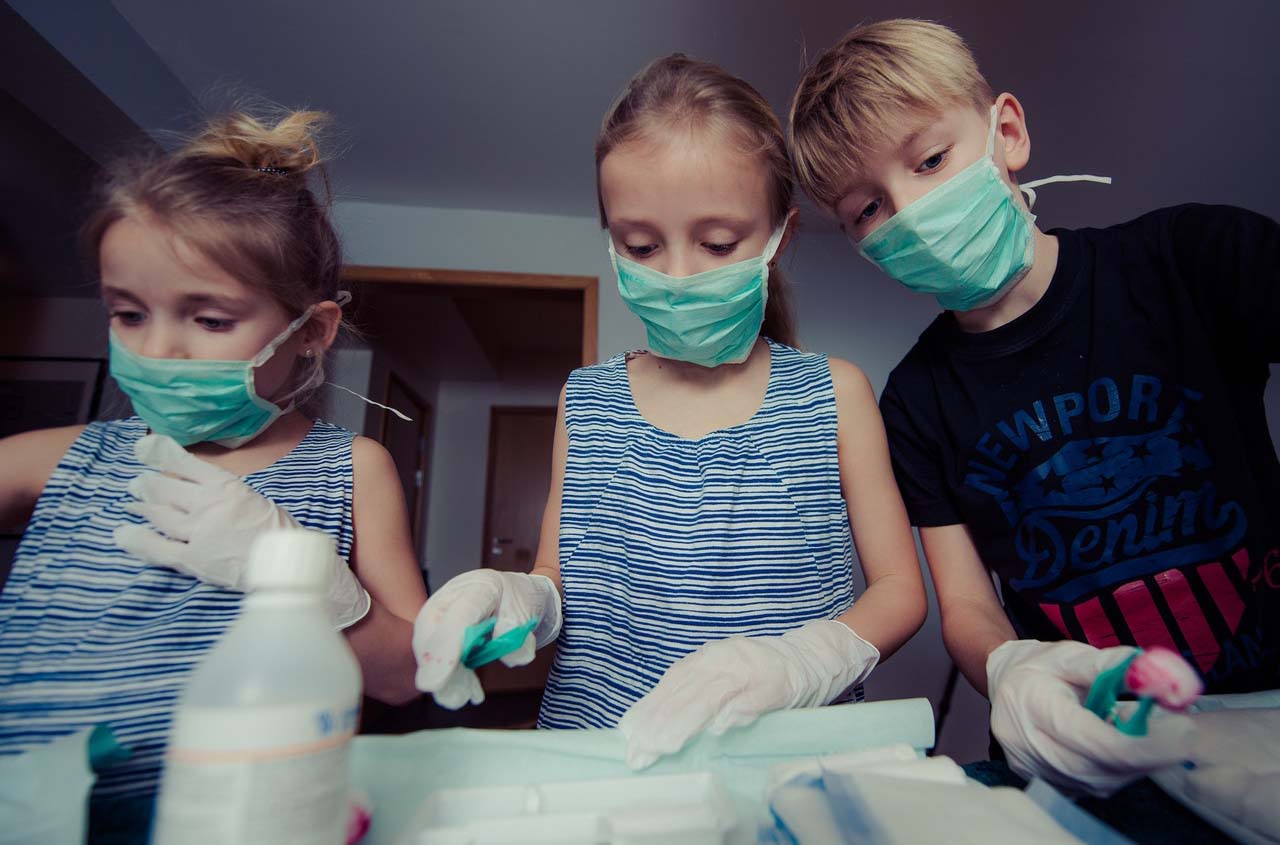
{"left": 0, "top": 109, "right": 426, "bottom": 838}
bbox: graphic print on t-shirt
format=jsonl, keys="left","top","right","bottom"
{"left": 963, "top": 372, "right": 1269, "bottom": 687}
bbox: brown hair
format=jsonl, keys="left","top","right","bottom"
{"left": 596, "top": 54, "right": 798, "bottom": 348}
{"left": 83, "top": 109, "right": 343, "bottom": 404}
{"left": 790, "top": 19, "right": 993, "bottom": 213}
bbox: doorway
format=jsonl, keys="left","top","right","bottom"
{"left": 339, "top": 264, "right": 595, "bottom": 732}
{"left": 476, "top": 406, "right": 558, "bottom": 699}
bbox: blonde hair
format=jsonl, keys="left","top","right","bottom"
{"left": 83, "top": 108, "right": 344, "bottom": 407}
{"left": 597, "top": 54, "right": 798, "bottom": 348}
{"left": 789, "top": 19, "right": 993, "bottom": 213}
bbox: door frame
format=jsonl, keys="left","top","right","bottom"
{"left": 342, "top": 265, "right": 598, "bottom": 367}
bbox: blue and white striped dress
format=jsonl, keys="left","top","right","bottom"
{"left": 0, "top": 417, "right": 354, "bottom": 813}
{"left": 539, "top": 340, "right": 857, "bottom": 728}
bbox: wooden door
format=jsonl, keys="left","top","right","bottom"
{"left": 478, "top": 406, "right": 556, "bottom": 693}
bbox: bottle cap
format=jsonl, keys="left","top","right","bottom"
{"left": 246, "top": 529, "right": 333, "bottom": 592}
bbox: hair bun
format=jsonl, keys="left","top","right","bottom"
{"left": 182, "top": 110, "right": 329, "bottom": 176}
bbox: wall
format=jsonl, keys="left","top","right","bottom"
{"left": 0, "top": 297, "right": 106, "bottom": 359}
{"left": 332, "top": 201, "right": 644, "bottom": 362}
{"left": 423, "top": 378, "right": 562, "bottom": 591}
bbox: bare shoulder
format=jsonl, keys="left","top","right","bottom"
{"left": 827, "top": 357, "right": 875, "bottom": 406}
{"left": 1, "top": 425, "right": 86, "bottom": 478}
{"left": 351, "top": 434, "right": 397, "bottom": 483}
{"left": 0, "top": 425, "right": 87, "bottom": 517}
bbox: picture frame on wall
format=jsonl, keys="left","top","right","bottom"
{"left": 0, "top": 357, "right": 107, "bottom": 579}
{"left": 0, "top": 356, "right": 106, "bottom": 440}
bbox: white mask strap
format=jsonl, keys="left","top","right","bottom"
{"left": 252, "top": 305, "right": 317, "bottom": 368}
{"left": 324, "top": 382, "right": 413, "bottom": 422}
{"left": 761, "top": 221, "right": 789, "bottom": 264}
{"left": 1019, "top": 174, "right": 1113, "bottom": 209}
{"left": 985, "top": 105, "right": 999, "bottom": 158}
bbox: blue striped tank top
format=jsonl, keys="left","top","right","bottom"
{"left": 0, "top": 417, "right": 354, "bottom": 809}
{"left": 539, "top": 340, "right": 857, "bottom": 728}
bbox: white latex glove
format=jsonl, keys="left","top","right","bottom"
{"left": 113, "top": 434, "right": 371, "bottom": 629}
{"left": 1153, "top": 708, "right": 1280, "bottom": 843}
{"left": 619, "top": 619, "right": 880, "bottom": 770}
{"left": 413, "top": 568, "right": 562, "bottom": 709}
{"left": 986, "top": 639, "right": 1194, "bottom": 797}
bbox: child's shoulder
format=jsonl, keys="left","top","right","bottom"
{"left": 1073, "top": 203, "right": 1265, "bottom": 248}
{"left": 824, "top": 356, "right": 876, "bottom": 407}
{"left": 565, "top": 351, "right": 630, "bottom": 393}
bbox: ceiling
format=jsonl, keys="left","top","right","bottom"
{"left": 11, "top": 0, "right": 1279, "bottom": 233}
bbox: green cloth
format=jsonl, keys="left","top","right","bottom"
{"left": 350, "top": 698, "right": 936, "bottom": 845}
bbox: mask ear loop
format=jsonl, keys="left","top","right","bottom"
{"left": 760, "top": 220, "right": 790, "bottom": 266}
{"left": 1019, "top": 174, "right": 1113, "bottom": 209}
{"left": 987, "top": 104, "right": 1112, "bottom": 209}
{"left": 322, "top": 289, "right": 414, "bottom": 422}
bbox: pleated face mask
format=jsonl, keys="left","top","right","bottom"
{"left": 858, "top": 105, "right": 1110, "bottom": 312}
{"left": 610, "top": 224, "right": 787, "bottom": 367}
{"left": 109, "top": 304, "right": 322, "bottom": 449}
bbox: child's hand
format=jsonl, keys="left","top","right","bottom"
{"left": 619, "top": 619, "right": 879, "bottom": 770}
{"left": 114, "top": 434, "right": 370, "bottom": 629}
{"left": 986, "top": 639, "right": 1194, "bottom": 797}
{"left": 412, "top": 569, "right": 561, "bottom": 709}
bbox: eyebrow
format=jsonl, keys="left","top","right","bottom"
{"left": 100, "top": 285, "right": 142, "bottom": 303}
{"left": 179, "top": 293, "right": 251, "bottom": 311}
{"left": 100, "top": 286, "right": 250, "bottom": 312}
{"left": 610, "top": 215, "right": 754, "bottom": 231}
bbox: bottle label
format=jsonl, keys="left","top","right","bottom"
{"left": 153, "top": 701, "right": 361, "bottom": 845}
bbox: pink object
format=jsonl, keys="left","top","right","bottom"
{"left": 1125, "top": 646, "right": 1203, "bottom": 711}
{"left": 346, "top": 790, "right": 373, "bottom": 844}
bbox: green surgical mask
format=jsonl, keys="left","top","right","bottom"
{"left": 109, "top": 306, "right": 322, "bottom": 449}
{"left": 610, "top": 225, "right": 787, "bottom": 367}
{"left": 858, "top": 106, "right": 1110, "bottom": 312}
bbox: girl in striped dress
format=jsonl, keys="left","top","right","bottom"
{"left": 414, "top": 55, "right": 927, "bottom": 768}
{"left": 0, "top": 110, "right": 425, "bottom": 840}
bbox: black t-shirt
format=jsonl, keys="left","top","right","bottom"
{"left": 881, "top": 204, "right": 1280, "bottom": 694}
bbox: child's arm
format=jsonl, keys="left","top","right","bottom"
{"left": 922, "top": 523, "right": 1192, "bottom": 795}
{"left": 830, "top": 359, "right": 928, "bottom": 656}
{"left": 528, "top": 384, "right": 568, "bottom": 594}
{"left": 918, "top": 523, "right": 1016, "bottom": 696}
{"left": 344, "top": 436, "right": 429, "bottom": 705}
{"left": 0, "top": 425, "right": 85, "bottom": 526}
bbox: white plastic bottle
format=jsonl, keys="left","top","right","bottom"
{"left": 153, "top": 529, "right": 362, "bottom": 845}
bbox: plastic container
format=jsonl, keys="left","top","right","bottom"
{"left": 397, "top": 771, "right": 738, "bottom": 845}
{"left": 152, "top": 529, "right": 362, "bottom": 845}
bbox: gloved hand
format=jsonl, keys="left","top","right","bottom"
{"left": 986, "top": 639, "right": 1194, "bottom": 797}
{"left": 114, "top": 434, "right": 371, "bottom": 629}
{"left": 1154, "top": 708, "right": 1280, "bottom": 842}
{"left": 619, "top": 619, "right": 880, "bottom": 770}
{"left": 413, "top": 569, "right": 562, "bottom": 709}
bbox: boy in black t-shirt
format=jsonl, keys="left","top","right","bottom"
{"left": 790, "top": 19, "right": 1280, "bottom": 797}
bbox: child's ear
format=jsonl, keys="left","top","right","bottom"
{"left": 301, "top": 300, "right": 342, "bottom": 354}
{"left": 995, "top": 93, "right": 1031, "bottom": 175}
